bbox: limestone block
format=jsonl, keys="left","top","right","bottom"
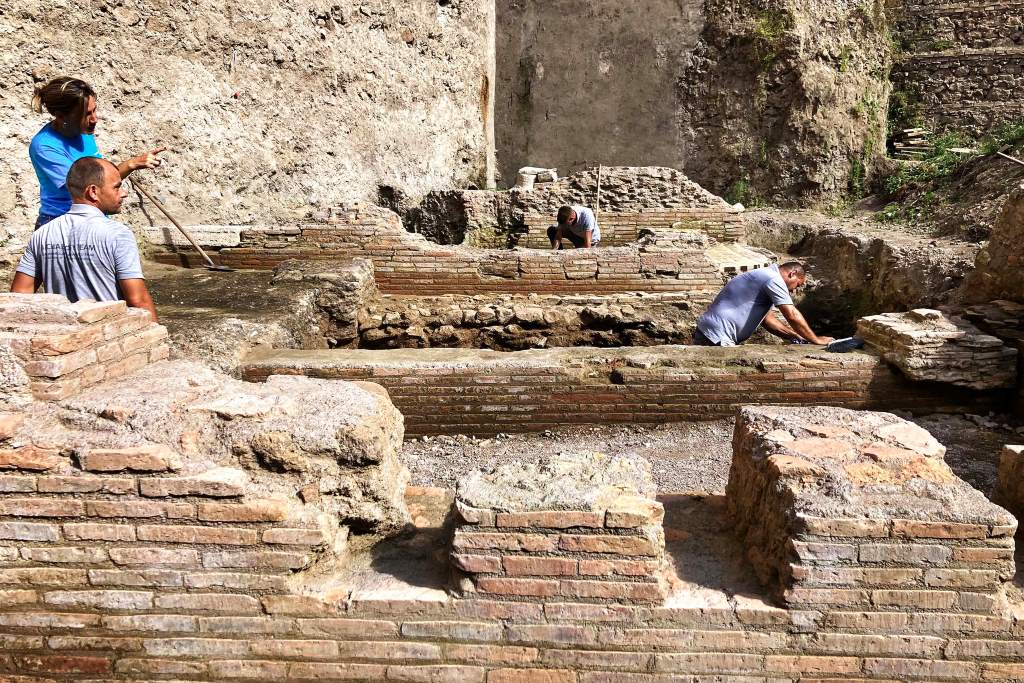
{"left": 61, "top": 360, "right": 410, "bottom": 540}
{"left": 858, "top": 309, "right": 1018, "bottom": 390}
{"left": 728, "top": 406, "right": 1015, "bottom": 611}
{"left": 144, "top": 225, "right": 243, "bottom": 248}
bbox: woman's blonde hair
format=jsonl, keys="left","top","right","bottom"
{"left": 31, "top": 76, "right": 96, "bottom": 117}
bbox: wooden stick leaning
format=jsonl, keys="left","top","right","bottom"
{"left": 129, "top": 179, "right": 231, "bottom": 271}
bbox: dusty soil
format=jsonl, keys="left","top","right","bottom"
{"left": 401, "top": 412, "right": 1023, "bottom": 496}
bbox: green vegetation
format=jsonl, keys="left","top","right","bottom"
{"left": 877, "top": 119, "right": 1024, "bottom": 223}
{"left": 752, "top": 9, "right": 794, "bottom": 68}
{"left": 838, "top": 45, "right": 854, "bottom": 73}
{"left": 724, "top": 176, "right": 761, "bottom": 207}
{"left": 887, "top": 88, "right": 924, "bottom": 137}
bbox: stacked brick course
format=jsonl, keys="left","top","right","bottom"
{"left": 858, "top": 309, "right": 1018, "bottom": 390}
{"left": 154, "top": 205, "right": 732, "bottom": 296}
{"left": 0, "top": 294, "right": 168, "bottom": 401}
{"left": 729, "top": 406, "right": 1016, "bottom": 617}
{"left": 517, "top": 208, "right": 744, "bottom": 248}
{"left": 452, "top": 453, "right": 668, "bottom": 604}
{"left": 892, "top": 0, "right": 1024, "bottom": 135}
{"left": 240, "top": 345, "right": 995, "bottom": 437}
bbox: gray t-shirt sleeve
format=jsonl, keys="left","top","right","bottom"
{"left": 765, "top": 274, "right": 794, "bottom": 307}
{"left": 15, "top": 237, "right": 39, "bottom": 278}
{"left": 112, "top": 228, "right": 145, "bottom": 280}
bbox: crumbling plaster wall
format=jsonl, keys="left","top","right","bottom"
{"left": 0, "top": 0, "right": 495, "bottom": 253}
{"left": 496, "top": 0, "right": 892, "bottom": 208}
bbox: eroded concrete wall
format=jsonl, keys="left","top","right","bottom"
{"left": 0, "top": 0, "right": 495, "bottom": 251}
{"left": 494, "top": 0, "right": 705, "bottom": 185}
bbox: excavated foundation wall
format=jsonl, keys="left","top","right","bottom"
{"left": 240, "top": 345, "right": 1000, "bottom": 437}
{"left": 891, "top": 0, "right": 1024, "bottom": 133}
{"left": 0, "top": 0, "right": 495, "bottom": 251}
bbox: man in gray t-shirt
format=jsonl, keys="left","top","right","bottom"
{"left": 11, "top": 157, "right": 157, "bottom": 321}
{"left": 548, "top": 205, "right": 601, "bottom": 249}
{"left": 694, "top": 262, "right": 832, "bottom": 346}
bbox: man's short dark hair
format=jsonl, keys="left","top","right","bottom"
{"left": 66, "top": 157, "right": 111, "bottom": 199}
{"left": 779, "top": 261, "right": 806, "bottom": 278}
{"left": 556, "top": 206, "right": 575, "bottom": 225}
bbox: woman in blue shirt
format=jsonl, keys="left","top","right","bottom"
{"left": 29, "top": 76, "right": 166, "bottom": 228}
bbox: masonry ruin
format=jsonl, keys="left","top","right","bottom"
{"left": 3, "top": 0, "right": 1024, "bottom": 680}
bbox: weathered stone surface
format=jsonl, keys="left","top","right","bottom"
{"left": 858, "top": 309, "right": 1017, "bottom": 390}
{"left": 996, "top": 445, "right": 1024, "bottom": 522}
{"left": 458, "top": 452, "right": 655, "bottom": 513}
{"left": 728, "top": 406, "right": 1015, "bottom": 605}
{"left": 970, "top": 183, "right": 1024, "bottom": 304}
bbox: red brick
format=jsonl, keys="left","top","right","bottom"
{"left": 142, "top": 637, "right": 249, "bottom": 657}
{"left": 197, "top": 499, "right": 289, "bottom": 522}
{"left": 506, "top": 624, "right": 598, "bottom": 646}
{"left": 102, "top": 614, "right": 198, "bottom": 632}
{"left": 297, "top": 618, "right": 399, "bottom": 638}
{"left": 504, "top": 556, "right": 577, "bottom": 577}
{"left": 202, "top": 550, "right": 312, "bottom": 570}
{"left": 487, "top": 668, "right": 577, "bottom": 683}
{"left": 115, "top": 658, "right": 207, "bottom": 676}
{"left": 864, "top": 657, "right": 978, "bottom": 679}
{"left": 136, "top": 524, "right": 258, "bottom": 545}
{"left": 891, "top": 519, "right": 989, "bottom": 539}
{"left": 764, "top": 655, "right": 863, "bottom": 674}
{"left": 288, "top": 663, "right": 388, "bottom": 680}
{"left": 559, "top": 579, "right": 663, "bottom": 601}
{"left": 109, "top": 547, "right": 199, "bottom": 566}
{"left": 558, "top": 534, "right": 659, "bottom": 556}
{"left": 64, "top": 523, "right": 135, "bottom": 541}
{"left": 73, "top": 299, "right": 127, "bottom": 323}
{"left": 924, "top": 568, "right": 999, "bottom": 589}
{"left": 0, "top": 447, "right": 61, "bottom": 471}
{"left": 0, "top": 589, "right": 37, "bottom": 607}
{"left": 453, "top": 554, "right": 502, "bottom": 574}
{"left": 796, "top": 515, "right": 889, "bottom": 538}
{"left": 388, "top": 665, "right": 486, "bottom": 682}
{"left": 334, "top": 641, "right": 441, "bottom": 660}
{"left": 155, "top": 592, "right": 261, "bottom": 612}
{"left": 87, "top": 500, "right": 194, "bottom": 519}
{"left": 495, "top": 511, "right": 604, "bottom": 529}
{"left": 39, "top": 475, "right": 134, "bottom": 495}
{"left": 605, "top": 497, "right": 664, "bottom": 528}
{"left": 186, "top": 572, "right": 288, "bottom": 591}
{"left": 43, "top": 589, "right": 152, "bottom": 610}
{"left": 578, "top": 559, "right": 658, "bottom": 577}
{"left": 871, "top": 589, "right": 957, "bottom": 609}
{"left": 46, "top": 635, "right": 143, "bottom": 651}
{"left": 20, "top": 547, "right": 108, "bottom": 564}
{"left": 251, "top": 639, "right": 340, "bottom": 658}
{"left": 858, "top": 543, "right": 952, "bottom": 565}
{"left": 88, "top": 569, "right": 184, "bottom": 587}
{"left": 0, "top": 568, "right": 87, "bottom": 586}
{"left": 31, "top": 325, "right": 105, "bottom": 355}
{"left": 23, "top": 348, "right": 97, "bottom": 378}
{"left": 140, "top": 470, "right": 245, "bottom": 497}
{"left": 475, "top": 577, "right": 559, "bottom": 598}
{"left": 200, "top": 616, "right": 296, "bottom": 634}
{"left": 443, "top": 644, "right": 539, "bottom": 665}
{"left": 262, "top": 527, "right": 326, "bottom": 545}
{"left": 453, "top": 531, "right": 557, "bottom": 553}
{"left": 78, "top": 445, "right": 180, "bottom": 473}
{"left": 262, "top": 595, "right": 340, "bottom": 616}
{"left": 655, "top": 652, "right": 761, "bottom": 674}
{"left": 0, "top": 475, "right": 36, "bottom": 493}
{"left": 0, "top": 521, "right": 60, "bottom": 541}
{"left": 401, "top": 621, "right": 504, "bottom": 641}
{"left": 12, "top": 655, "right": 111, "bottom": 675}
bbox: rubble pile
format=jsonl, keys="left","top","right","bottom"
{"left": 857, "top": 308, "right": 1017, "bottom": 390}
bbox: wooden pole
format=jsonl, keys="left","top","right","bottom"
{"left": 595, "top": 164, "right": 602, "bottom": 215}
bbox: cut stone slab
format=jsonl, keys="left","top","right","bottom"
{"left": 457, "top": 452, "right": 656, "bottom": 512}
{"left": 858, "top": 309, "right": 1017, "bottom": 390}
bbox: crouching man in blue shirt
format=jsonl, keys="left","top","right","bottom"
{"left": 11, "top": 157, "right": 158, "bottom": 322}
{"left": 548, "top": 205, "right": 601, "bottom": 249}
{"left": 693, "top": 261, "right": 832, "bottom": 347}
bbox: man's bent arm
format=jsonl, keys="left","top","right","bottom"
{"left": 777, "top": 304, "right": 832, "bottom": 345}
{"left": 10, "top": 272, "right": 42, "bottom": 294}
{"left": 761, "top": 310, "right": 802, "bottom": 341}
{"left": 119, "top": 279, "right": 158, "bottom": 322}
{"left": 583, "top": 230, "right": 592, "bottom": 248}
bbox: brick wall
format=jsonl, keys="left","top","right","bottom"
{"left": 154, "top": 206, "right": 728, "bottom": 296}
{"left": 239, "top": 345, "right": 1001, "bottom": 437}
{"left": 516, "top": 209, "right": 745, "bottom": 249}
{"left": 0, "top": 295, "right": 168, "bottom": 402}
{"left": 1, "top": 417, "right": 1023, "bottom": 680}
{"left": 892, "top": 1, "right": 1024, "bottom": 134}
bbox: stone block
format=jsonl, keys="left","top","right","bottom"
{"left": 858, "top": 310, "right": 1017, "bottom": 389}
{"left": 728, "top": 406, "right": 1015, "bottom": 610}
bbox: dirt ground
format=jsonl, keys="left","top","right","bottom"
{"left": 401, "top": 412, "right": 1024, "bottom": 496}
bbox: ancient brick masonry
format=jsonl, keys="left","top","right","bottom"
{"left": 0, "top": 294, "right": 168, "bottom": 401}
{"left": 154, "top": 204, "right": 732, "bottom": 296}
{"left": 858, "top": 308, "right": 1018, "bottom": 390}
{"left": 729, "top": 406, "right": 1017, "bottom": 618}
{"left": 451, "top": 453, "right": 668, "bottom": 605}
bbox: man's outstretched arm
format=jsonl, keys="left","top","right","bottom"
{"left": 777, "top": 304, "right": 833, "bottom": 345}
{"left": 118, "top": 278, "right": 158, "bottom": 322}
{"left": 10, "top": 272, "right": 42, "bottom": 294}
{"left": 761, "top": 309, "right": 802, "bottom": 341}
